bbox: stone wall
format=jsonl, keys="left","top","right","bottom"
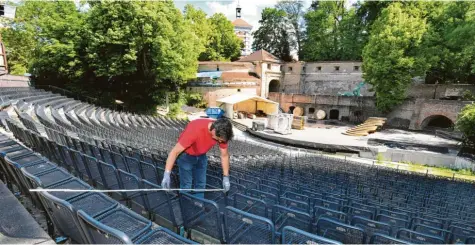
{"left": 268, "top": 92, "right": 473, "bottom": 130}
{"left": 189, "top": 87, "right": 258, "bottom": 107}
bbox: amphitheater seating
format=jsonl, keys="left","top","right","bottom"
{"left": 1, "top": 87, "right": 475, "bottom": 244}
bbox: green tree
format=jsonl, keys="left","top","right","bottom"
{"left": 276, "top": 0, "right": 305, "bottom": 59}
{"left": 199, "top": 13, "right": 241, "bottom": 61}
{"left": 363, "top": 3, "right": 430, "bottom": 112}
{"left": 422, "top": 2, "right": 475, "bottom": 84}
{"left": 184, "top": 4, "right": 211, "bottom": 56}
{"left": 252, "top": 8, "right": 292, "bottom": 61}
{"left": 456, "top": 104, "right": 475, "bottom": 148}
{"left": 83, "top": 1, "right": 199, "bottom": 112}
{"left": 302, "top": 1, "right": 365, "bottom": 61}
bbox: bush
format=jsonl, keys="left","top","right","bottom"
{"left": 456, "top": 103, "right": 475, "bottom": 148}
{"left": 185, "top": 92, "right": 207, "bottom": 108}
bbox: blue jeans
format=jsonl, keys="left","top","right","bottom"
{"left": 177, "top": 152, "right": 207, "bottom": 199}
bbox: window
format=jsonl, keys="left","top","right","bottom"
{"left": 217, "top": 66, "right": 220, "bottom": 71}
{"left": 237, "top": 89, "right": 241, "bottom": 92}
{"left": 288, "top": 67, "right": 293, "bottom": 72}
{"left": 316, "top": 66, "right": 322, "bottom": 71}
{"left": 309, "top": 108, "right": 315, "bottom": 114}
{"left": 267, "top": 64, "right": 271, "bottom": 70}
{"left": 334, "top": 66, "right": 340, "bottom": 71}
{"left": 354, "top": 66, "right": 360, "bottom": 71}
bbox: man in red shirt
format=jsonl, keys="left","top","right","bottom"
{"left": 161, "top": 118, "right": 234, "bottom": 198}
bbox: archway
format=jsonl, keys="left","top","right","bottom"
{"left": 329, "top": 109, "right": 339, "bottom": 120}
{"left": 269, "top": 80, "right": 280, "bottom": 93}
{"left": 421, "top": 115, "right": 454, "bottom": 131}
{"left": 289, "top": 106, "right": 295, "bottom": 114}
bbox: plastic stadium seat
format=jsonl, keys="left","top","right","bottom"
{"left": 377, "top": 214, "right": 409, "bottom": 232}
{"left": 413, "top": 223, "right": 450, "bottom": 241}
{"left": 315, "top": 217, "right": 366, "bottom": 244}
{"left": 224, "top": 206, "right": 275, "bottom": 244}
{"left": 141, "top": 180, "right": 182, "bottom": 229}
{"left": 282, "top": 226, "right": 342, "bottom": 244}
{"left": 369, "top": 233, "right": 410, "bottom": 244}
{"left": 314, "top": 205, "right": 348, "bottom": 223}
{"left": 351, "top": 216, "right": 392, "bottom": 243}
{"left": 45, "top": 177, "right": 92, "bottom": 201}
{"left": 125, "top": 156, "right": 142, "bottom": 179}
{"left": 136, "top": 227, "right": 197, "bottom": 244}
{"left": 344, "top": 205, "right": 374, "bottom": 220}
{"left": 273, "top": 204, "right": 313, "bottom": 235}
{"left": 111, "top": 151, "right": 128, "bottom": 172}
{"left": 313, "top": 197, "right": 342, "bottom": 211}
{"left": 82, "top": 154, "right": 102, "bottom": 187}
{"left": 449, "top": 225, "right": 475, "bottom": 244}
{"left": 396, "top": 228, "right": 445, "bottom": 244}
{"left": 280, "top": 196, "right": 310, "bottom": 214}
{"left": 77, "top": 207, "right": 151, "bottom": 244}
{"left": 116, "top": 169, "right": 147, "bottom": 212}
{"left": 139, "top": 160, "right": 159, "bottom": 184}
{"left": 179, "top": 192, "right": 225, "bottom": 243}
{"left": 233, "top": 193, "right": 268, "bottom": 218}
{"left": 39, "top": 191, "right": 116, "bottom": 243}
{"left": 22, "top": 167, "right": 72, "bottom": 188}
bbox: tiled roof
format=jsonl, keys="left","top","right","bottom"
{"left": 237, "top": 50, "right": 280, "bottom": 63}
{"left": 232, "top": 18, "right": 252, "bottom": 28}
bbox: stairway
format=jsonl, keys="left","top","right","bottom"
{"left": 343, "top": 117, "right": 387, "bottom": 136}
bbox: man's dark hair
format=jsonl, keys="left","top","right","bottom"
{"left": 211, "top": 118, "right": 234, "bottom": 142}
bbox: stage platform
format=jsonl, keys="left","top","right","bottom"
{"left": 233, "top": 118, "right": 463, "bottom": 167}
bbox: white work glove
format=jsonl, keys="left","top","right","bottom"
{"left": 223, "top": 176, "right": 230, "bottom": 193}
{"left": 161, "top": 170, "right": 171, "bottom": 190}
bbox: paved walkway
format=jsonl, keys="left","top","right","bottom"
{"left": 0, "top": 180, "right": 54, "bottom": 244}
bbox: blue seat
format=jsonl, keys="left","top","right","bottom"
{"left": 77, "top": 206, "right": 152, "bottom": 243}
{"left": 260, "top": 183, "right": 280, "bottom": 197}
{"left": 273, "top": 204, "right": 313, "bottom": 235}
{"left": 179, "top": 192, "right": 225, "bottom": 243}
{"left": 45, "top": 177, "right": 92, "bottom": 201}
{"left": 369, "top": 233, "right": 410, "bottom": 244}
{"left": 97, "top": 160, "right": 120, "bottom": 190}
{"left": 413, "top": 224, "right": 450, "bottom": 242}
{"left": 139, "top": 161, "right": 158, "bottom": 184}
{"left": 69, "top": 149, "right": 89, "bottom": 180}
{"left": 466, "top": 236, "right": 475, "bottom": 244}
{"left": 233, "top": 193, "right": 268, "bottom": 218}
{"left": 313, "top": 197, "right": 342, "bottom": 211}
{"left": 82, "top": 154, "right": 103, "bottom": 188}
{"left": 125, "top": 156, "right": 142, "bottom": 178}
{"left": 377, "top": 214, "right": 409, "bottom": 232}
{"left": 136, "top": 227, "right": 197, "bottom": 244}
{"left": 111, "top": 151, "right": 128, "bottom": 172}
{"left": 116, "top": 169, "right": 147, "bottom": 213}
{"left": 351, "top": 216, "right": 392, "bottom": 243}
{"left": 315, "top": 217, "right": 366, "bottom": 244}
{"left": 141, "top": 180, "right": 182, "bottom": 229}
{"left": 282, "top": 226, "right": 342, "bottom": 244}
{"left": 282, "top": 191, "right": 310, "bottom": 206}
{"left": 396, "top": 228, "right": 445, "bottom": 244}
{"left": 314, "top": 205, "right": 348, "bottom": 223}
{"left": 99, "top": 147, "right": 114, "bottom": 166}
{"left": 449, "top": 224, "right": 475, "bottom": 243}
{"left": 280, "top": 196, "right": 310, "bottom": 214}
{"left": 22, "top": 167, "right": 71, "bottom": 188}
{"left": 224, "top": 206, "right": 275, "bottom": 244}
{"left": 345, "top": 205, "right": 374, "bottom": 220}
{"left": 39, "top": 191, "right": 116, "bottom": 243}
{"left": 247, "top": 189, "right": 279, "bottom": 212}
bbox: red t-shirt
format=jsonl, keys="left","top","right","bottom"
{"left": 178, "top": 119, "right": 228, "bottom": 156}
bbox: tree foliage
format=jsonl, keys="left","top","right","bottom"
{"left": 302, "top": 0, "right": 365, "bottom": 61}
{"left": 276, "top": 0, "right": 305, "bottom": 59}
{"left": 362, "top": 2, "right": 430, "bottom": 112}
{"left": 1, "top": 1, "right": 237, "bottom": 113}
{"left": 252, "top": 8, "right": 293, "bottom": 61}
{"left": 200, "top": 13, "right": 242, "bottom": 61}
{"left": 456, "top": 104, "right": 475, "bottom": 148}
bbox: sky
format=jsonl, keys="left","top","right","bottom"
{"left": 173, "top": 0, "right": 314, "bottom": 31}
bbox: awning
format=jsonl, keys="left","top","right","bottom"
{"left": 196, "top": 71, "right": 222, "bottom": 79}
{"left": 216, "top": 94, "right": 279, "bottom": 118}
{"left": 216, "top": 93, "right": 278, "bottom": 105}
